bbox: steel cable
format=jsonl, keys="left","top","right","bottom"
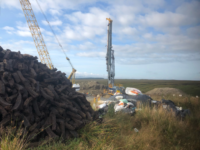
{"left": 35, "top": 0, "right": 74, "bottom": 68}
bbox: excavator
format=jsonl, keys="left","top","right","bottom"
{"left": 19, "top": 0, "right": 79, "bottom": 88}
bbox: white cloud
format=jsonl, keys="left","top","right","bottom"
{"left": 5, "top": 22, "right": 54, "bottom": 38}
{"left": 187, "top": 26, "right": 200, "bottom": 38}
{"left": 1, "top": 0, "right": 200, "bottom": 77}
{"left": 49, "top": 9, "right": 62, "bottom": 16}
{"left": 15, "top": 23, "right": 32, "bottom": 37}
{"left": 76, "top": 71, "right": 105, "bottom": 78}
{"left": 3, "top": 26, "right": 15, "bottom": 31}
{"left": 56, "top": 42, "right": 97, "bottom": 52}
{"left": 110, "top": 30, "right": 200, "bottom": 65}
{"left": 121, "top": 27, "right": 137, "bottom": 35}
{"left": 176, "top": 1, "right": 200, "bottom": 18}
{"left": 17, "top": 13, "right": 25, "bottom": 17}
{"left": 143, "top": 33, "right": 153, "bottom": 39}
{"left": 16, "top": 30, "right": 31, "bottom": 37}
{"left": 2, "top": 0, "right": 21, "bottom": 9}
{"left": 62, "top": 25, "right": 105, "bottom": 41}
{"left": 76, "top": 52, "right": 106, "bottom": 57}
{"left": 155, "top": 34, "right": 200, "bottom": 52}
{"left": 2, "top": 25, "right": 29, "bottom": 37}
{"left": 40, "top": 28, "right": 54, "bottom": 36}
{"left": 3, "top": 26, "right": 15, "bottom": 35}
{"left": 138, "top": 12, "right": 187, "bottom": 28}
{"left": 2, "top": 0, "right": 98, "bottom": 12}
{"left": 61, "top": 7, "right": 112, "bottom": 41}
{"left": 0, "top": 40, "right": 35, "bottom": 56}
{"left": 42, "top": 20, "right": 62, "bottom": 26}
{"left": 110, "top": 5, "right": 137, "bottom": 26}
{"left": 135, "top": 1, "right": 200, "bottom": 34}
{"left": 108, "top": 0, "right": 166, "bottom": 28}
{"left": 78, "top": 42, "right": 96, "bottom": 51}
{"left": 65, "top": 7, "right": 110, "bottom": 27}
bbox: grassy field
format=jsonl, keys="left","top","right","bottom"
{"left": 1, "top": 80, "right": 200, "bottom": 150}
{"left": 1, "top": 95, "right": 200, "bottom": 150}
{"left": 76, "top": 79, "right": 200, "bottom": 96}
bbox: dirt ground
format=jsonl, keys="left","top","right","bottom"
{"left": 79, "top": 89, "right": 104, "bottom": 96}
{"left": 78, "top": 81, "right": 108, "bottom": 97}
{"left": 79, "top": 81, "right": 105, "bottom": 91}
{"left": 77, "top": 81, "right": 189, "bottom": 100}
{"left": 76, "top": 79, "right": 200, "bottom": 96}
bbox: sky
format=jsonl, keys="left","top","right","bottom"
{"left": 0, "top": 0, "right": 200, "bottom": 80}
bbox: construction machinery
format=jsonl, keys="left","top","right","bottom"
{"left": 105, "top": 18, "right": 124, "bottom": 95}
{"left": 19, "top": 0, "right": 53, "bottom": 69}
{"left": 19, "top": 0, "right": 77, "bottom": 85}
{"left": 66, "top": 57, "right": 79, "bottom": 90}
{"left": 106, "top": 18, "right": 115, "bottom": 88}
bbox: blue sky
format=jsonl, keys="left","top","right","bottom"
{"left": 0, "top": 0, "right": 200, "bottom": 80}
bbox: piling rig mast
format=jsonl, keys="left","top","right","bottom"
{"left": 106, "top": 18, "right": 115, "bottom": 88}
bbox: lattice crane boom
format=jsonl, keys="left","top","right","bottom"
{"left": 19, "top": 0, "right": 54, "bottom": 69}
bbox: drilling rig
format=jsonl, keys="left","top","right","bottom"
{"left": 104, "top": 18, "right": 124, "bottom": 95}
{"left": 106, "top": 18, "right": 115, "bottom": 88}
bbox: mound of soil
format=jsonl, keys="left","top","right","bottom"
{"left": 145, "top": 88, "right": 186, "bottom": 96}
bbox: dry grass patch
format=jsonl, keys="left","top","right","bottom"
{"left": 1, "top": 96, "right": 199, "bottom": 150}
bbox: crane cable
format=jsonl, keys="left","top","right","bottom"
{"left": 35, "top": 0, "right": 74, "bottom": 69}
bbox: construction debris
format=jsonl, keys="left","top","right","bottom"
{"left": 114, "top": 101, "right": 135, "bottom": 113}
{"left": 160, "top": 99, "right": 190, "bottom": 119}
{"left": 125, "top": 87, "right": 142, "bottom": 95}
{"left": 107, "top": 94, "right": 152, "bottom": 107}
{"left": 0, "top": 46, "right": 98, "bottom": 143}
{"left": 97, "top": 91, "right": 190, "bottom": 120}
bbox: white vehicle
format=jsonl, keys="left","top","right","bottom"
{"left": 72, "top": 84, "right": 80, "bottom": 91}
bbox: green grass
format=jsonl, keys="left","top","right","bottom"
{"left": 0, "top": 126, "right": 28, "bottom": 150}
{"left": 76, "top": 79, "right": 200, "bottom": 96}
{"left": 1, "top": 95, "right": 200, "bottom": 150}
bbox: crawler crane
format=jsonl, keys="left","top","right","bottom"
{"left": 19, "top": 0, "right": 77, "bottom": 85}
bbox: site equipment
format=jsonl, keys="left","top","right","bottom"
{"left": 66, "top": 57, "right": 76, "bottom": 85}
{"left": 19, "top": 0, "right": 77, "bottom": 85}
{"left": 105, "top": 18, "right": 125, "bottom": 95}
{"left": 19, "top": 0, "right": 53, "bottom": 69}
{"left": 106, "top": 18, "right": 115, "bottom": 88}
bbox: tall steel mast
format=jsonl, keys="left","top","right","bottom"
{"left": 106, "top": 18, "right": 115, "bottom": 88}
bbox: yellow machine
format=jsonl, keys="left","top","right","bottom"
{"left": 67, "top": 60, "right": 76, "bottom": 85}
{"left": 19, "top": 0, "right": 53, "bottom": 69}
{"left": 104, "top": 85, "right": 124, "bottom": 96}
{"left": 19, "top": 0, "right": 76, "bottom": 84}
